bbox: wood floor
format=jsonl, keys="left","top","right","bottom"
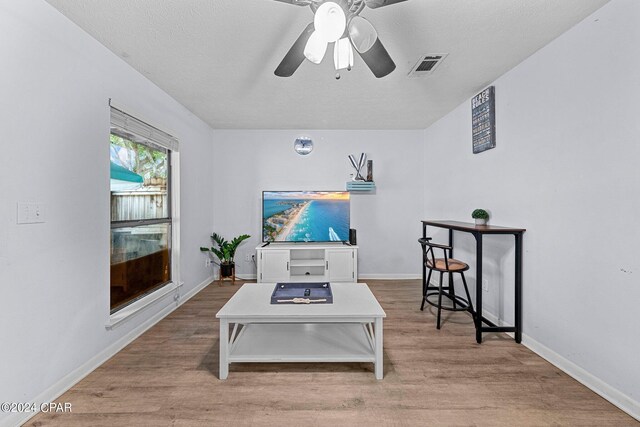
{"left": 28, "top": 280, "right": 636, "bottom": 426}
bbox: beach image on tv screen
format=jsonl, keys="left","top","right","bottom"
{"left": 263, "top": 191, "right": 350, "bottom": 242}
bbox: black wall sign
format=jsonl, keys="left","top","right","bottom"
{"left": 472, "top": 86, "right": 496, "bottom": 154}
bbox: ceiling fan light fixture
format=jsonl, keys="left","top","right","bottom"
{"left": 304, "top": 30, "right": 328, "bottom": 64}
{"left": 348, "top": 15, "right": 378, "bottom": 53}
{"left": 334, "top": 37, "right": 354, "bottom": 70}
{"left": 314, "top": 1, "right": 347, "bottom": 43}
{"left": 271, "top": 0, "right": 401, "bottom": 78}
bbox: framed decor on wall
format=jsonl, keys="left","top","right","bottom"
{"left": 471, "top": 86, "right": 496, "bottom": 154}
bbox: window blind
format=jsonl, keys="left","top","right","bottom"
{"left": 109, "top": 103, "right": 179, "bottom": 152}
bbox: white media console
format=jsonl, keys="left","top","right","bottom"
{"left": 256, "top": 243, "right": 358, "bottom": 283}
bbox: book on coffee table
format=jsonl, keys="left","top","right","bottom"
{"left": 270, "top": 282, "right": 333, "bottom": 304}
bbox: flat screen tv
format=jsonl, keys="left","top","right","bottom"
{"left": 262, "top": 191, "right": 350, "bottom": 243}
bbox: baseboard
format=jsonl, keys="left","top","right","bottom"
{"left": 481, "top": 312, "right": 639, "bottom": 421}
{"left": 180, "top": 275, "right": 216, "bottom": 301}
{"left": 358, "top": 274, "right": 420, "bottom": 280}
{"left": 232, "top": 273, "right": 257, "bottom": 281}
{"left": 7, "top": 275, "right": 215, "bottom": 427}
{"left": 522, "top": 334, "right": 639, "bottom": 421}
{"left": 481, "top": 310, "right": 509, "bottom": 331}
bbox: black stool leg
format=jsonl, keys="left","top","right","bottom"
{"left": 460, "top": 272, "right": 475, "bottom": 315}
{"left": 449, "top": 272, "right": 457, "bottom": 309}
{"left": 436, "top": 271, "right": 444, "bottom": 329}
{"left": 420, "top": 269, "right": 433, "bottom": 311}
{"left": 420, "top": 270, "right": 433, "bottom": 311}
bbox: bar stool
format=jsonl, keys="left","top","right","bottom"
{"left": 418, "top": 237, "right": 475, "bottom": 329}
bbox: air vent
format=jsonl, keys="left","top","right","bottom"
{"left": 408, "top": 54, "right": 448, "bottom": 77}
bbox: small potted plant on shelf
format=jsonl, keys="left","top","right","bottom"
{"left": 200, "top": 232, "right": 250, "bottom": 278}
{"left": 472, "top": 209, "right": 489, "bottom": 226}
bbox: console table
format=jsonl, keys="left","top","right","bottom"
{"left": 421, "top": 220, "right": 525, "bottom": 344}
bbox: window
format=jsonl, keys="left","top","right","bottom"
{"left": 109, "top": 104, "right": 178, "bottom": 313}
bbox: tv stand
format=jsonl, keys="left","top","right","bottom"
{"left": 256, "top": 243, "right": 358, "bottom": 283}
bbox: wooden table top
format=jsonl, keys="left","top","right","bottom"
{"left": 422, "top": 220, "right": 526, "bottom": 234}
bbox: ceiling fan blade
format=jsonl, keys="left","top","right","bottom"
{"left": 275, "top": 23, "right": 315, "bottom": 77}
{"left": 358, "top": 37, "right": 396, "bottom": 78}
{"left": 272, "top": 0, "right": 313, "bottom": 6}
{"left": 348, "top": 16, "right": 396, "bottom": 78}
{"left": 363, "top": 0, "right": 408, "bottom": 9}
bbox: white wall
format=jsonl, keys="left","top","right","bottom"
{"left": 211, "top": 130, "right": 424, "bottom": 279}
{"left": 423, "top": 0, "right": 639, "bottom": 417}
{"left": 0, "top": 1, "right": 214, "bottom": 425}
{"left": 2, "top": 0, "right": 636, "bottom": 423}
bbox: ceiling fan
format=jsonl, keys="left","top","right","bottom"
{"left": 273, "top": 0, "right": 408, "bottom": 78}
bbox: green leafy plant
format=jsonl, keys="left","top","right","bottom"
{"left": 200, "top": 232, "right": 251, "bottom": 265}
{"left": 471, "top": 209, "right": 489, "bottom": 220}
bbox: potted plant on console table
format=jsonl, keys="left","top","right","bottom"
{"left": 471, "top": 209, "right": 490, "bottom": 226}
{"left": 200, "top": 232, "right": 250, "bottom": 282}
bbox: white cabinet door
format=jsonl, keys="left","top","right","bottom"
{"left": 259, "top": 249, "right": 290, "bottom": 282}
{"left": 326, "top": 249, "right": 355, "bottom": 282}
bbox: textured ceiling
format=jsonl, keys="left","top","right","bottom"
{"left": 45, "top": 0, "right": 609, "bottom": 129}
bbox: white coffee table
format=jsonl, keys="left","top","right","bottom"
{"left": 216, "top": 282, "right": 386, "bottom": 379}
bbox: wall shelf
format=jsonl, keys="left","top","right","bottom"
{"left": 347, "top": 181, "right": 376, "bottom": 192}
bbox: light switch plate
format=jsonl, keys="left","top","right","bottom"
{"left": 17, "top": 202, "right": 46, "bottom": 224}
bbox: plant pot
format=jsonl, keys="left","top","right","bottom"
{"left": 220, "top": 262, "right": 235, "bottom": 278}
{"left": 475, "top": 218, "right": 488, "bottom": 226}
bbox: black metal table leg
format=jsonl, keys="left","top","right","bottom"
{"left": 474, "top": 233, "right": 483, "bottom": 344}
{"left": 515, "top": 233, "right": 523, "bottom": 343}
{"left": 422, "top": 224, "right": 427, "bottom": 300}
{"left": 448, "top": 229, "right": 454, "bottom": 258}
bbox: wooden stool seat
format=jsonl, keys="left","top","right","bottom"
{"left": 426, "top": 258, "right": 469, "bottom": 272}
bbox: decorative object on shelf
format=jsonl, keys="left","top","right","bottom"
{"left": 348, "top": 153, "right": 367, "bottom": 181}
{"left": 294, "top": 137, "right": 313, "bottom": 155}
{"left": 272, "top": 0, "right": 405, "bottom": 79}
{"left": 472, "top": 86, "right": 496, "bottom": 154}
{"left": 366, "top": 159, "right": 373, "bottom": 181}
{"left": 200, "top": 232, "right": 251, "bottom": 284}
{"left": 471, "top": 209, "right": 489, "bottom": 225}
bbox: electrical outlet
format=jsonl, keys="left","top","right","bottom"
{"left": 482, "top": 279, "right": 489, "bottom": 292}
{"left": 245, "top": 254, "right": 252, "bottom": 262}
{"left": 205, "top": 259, "right": 211, "bottom": 267}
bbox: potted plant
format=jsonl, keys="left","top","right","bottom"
{"left": 200, "top": 232, "right": 251, "bottom": 278}
{"left": 472, "top": 209, "right": 489, "bottom": 225}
